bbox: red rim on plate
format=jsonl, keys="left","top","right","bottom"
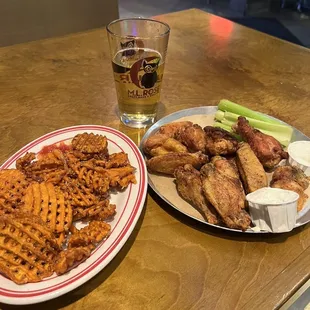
{"left": 0, "top": 125, "right": 148, "bottom": 305}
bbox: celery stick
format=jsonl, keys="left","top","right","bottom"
{"left": 215, "top": 107, "right": 292, "bottom": 146}
{"left": 219, "top": 111, "right": 293, "bottom": 137}
{"left": 213, "top": 122, "right": 241, "bottom": 140}
{"left": 218, "top": 99, "right": 281, "bottom": 125}
{"left": 215, "top": 110, "right": 225, "bottom": 121}
{"left": 221, "top": 119, "right": 235, "bottom": 127}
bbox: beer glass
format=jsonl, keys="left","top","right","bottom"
{"left": 107, "top": 18, "right": 170, "bottom": 128}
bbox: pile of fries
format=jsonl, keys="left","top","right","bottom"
{"left": 0, "top": 133, "right": 136, "bottom": 284}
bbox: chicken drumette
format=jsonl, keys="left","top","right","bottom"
{"left": 204, "top": 126, "right": 239, "bottom": 156}
{"left": 235, "top": 117, "right": 288, "bottom": 169}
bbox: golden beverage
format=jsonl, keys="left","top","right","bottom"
{"left": 112, "top": 48, "right": 165, "bottom": 127}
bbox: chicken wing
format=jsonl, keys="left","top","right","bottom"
{"left": 235, "top": 116, "right": 288, "bottom": 169}
{"left": 204, "top": 126, "right": 239, "bottom": 156}
{"left": 148, "top": 138, "right": 188, "bottom": 157}
{"left": 146, "top": 152, "right": 208, "bottom": 175}
{"left": 175, "top": 164, "right": 219, "bottom": 224}
{"left": 271, "top": 179, "right": 308, "bottom": 212}
{"left": 211, "top": 156, "right": 245, "bottom": 206}
{"left": 176, "top": 124, "right": 206, "bottom": 152}
{"left": 200, "top": 163, "right": 251, "bottom": 231}
{"left": 236, "top": 143, "right": 268, "bottom": 193}
{"left": 158, "top": 121, "right": 193, "bottom": 137}
{"left": 143, "top": 133, "right": 171, "bottom": 155}
{"left": 272, "top": 166, "right": 309, "bottom": 190}
{"left": 271, "top": 165, "right": 309, "bottom": 211}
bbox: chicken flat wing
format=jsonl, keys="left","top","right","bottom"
{"left": 174, "top": 164, "right": 219, "bottom": 224}
{"left": 211, "top": 156, "right": 245, "bottom": 206}
{"left": 235, "top": 116, "right": 288, "bottom": 169}
{"left": 176, "top": 124, "right": 206, "bottom": 152}
{"left": 236, "top": 143, "right": 268, "bottom": 193}
{"left": 272, "top": 166, "right": 309, "bottom": 190}
{"left": 204, "top": 126, "right": 239, "bottom": 156}
{"left": 146, "top": 152, "right": 208, "bottom": 175}
{"left": 200, "top": 163, "right": 251, "bottom": 231}
{"left": 271, "top": 179, "right": 308, "bottom": 212}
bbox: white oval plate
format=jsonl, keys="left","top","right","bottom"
{"left": 0, "top": 125, "right": 148, "bottom": 305}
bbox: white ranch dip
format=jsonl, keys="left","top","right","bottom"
{"left": 288, "top": 141, "right": 310, "bottom": 168}
{"left": 246, "top": 187, "right": 299, "bottom": 205}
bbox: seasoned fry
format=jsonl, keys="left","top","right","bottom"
{"left": 0, "top": 132, "right": 136, "bottom": 284}
{"left": 0, "top": 169, "right": 29, "bottom": 208}
{"left": 54, "top": 246, "right": 92, "bottom": 275}
{"left": 68, "top": 221, "right": 111, "bottom": 249}
{"left": 72, "top": 133, "right": 108, "bottom": 155}
{"left": 0, "top": 212, "right": 59, "bottom": 284}
{"left": 23, "top": 182, "right": 73, "bottom": 233}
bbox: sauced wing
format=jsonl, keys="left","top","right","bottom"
{"left": 236, "top": 143, "right": 268, "bottom": 193}
{"left": 175, "top": 164, "right": 219, "bottom": 224}
{"left": 146, "top": 152, "right": 208, "bottom": 175}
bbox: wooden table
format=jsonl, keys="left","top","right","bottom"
{"left": 0, "top": 8, "right": 310, "bottom": 310}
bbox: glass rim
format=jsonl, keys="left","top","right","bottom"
{"left": 106, "top": 18, "right": 170, "bottom": 39}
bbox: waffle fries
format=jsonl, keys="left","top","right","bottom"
{"left": 24, "top": 182, "right": 73, "bottom": 233}
{"left": 0, "top": 132, "right": 136, "bottom": 284}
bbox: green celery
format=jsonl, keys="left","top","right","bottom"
{"left": 218, "top": 99, "right": 282, "bottom": 125}
{"left": 215, "top": 110, "right": 293, "bottom": 138}
{"left": 213, "top": 122, "right": 241, "bottom": 140}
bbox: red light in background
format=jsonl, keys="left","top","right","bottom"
{"left": 209, "top": 16, "right": 234, "bottom": 40}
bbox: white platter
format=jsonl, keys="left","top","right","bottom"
{"left": 140, "top": 107, "right": 310, "bottom": 234}
{"left": 0, "top": 125, "right": 148, "bottom": 305}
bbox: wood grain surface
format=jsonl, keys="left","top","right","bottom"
{"left": 0, "top": 8, "right": 310, "bottom": 310}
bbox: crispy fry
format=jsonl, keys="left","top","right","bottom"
{"left": 0, "top": 169, "right": 29, "bottom": 208}
{"left": 0, "top": 212, "right": 59, "bottom": 284}
{"left": 23, "top": 182, "right": 73, "bottom": 233}
{"left": 68, "top": 221, "right": 111, "bottom": 249}
{"left": 72, "top": 133, "right": 108, "bottom": 155}
{"left": 17, "top": 150, "right": 68, "bottom": 185}
{"left": 72, "top": 201, "right": 116, "bottom": 221}
{"left": 0, "top": 132, "right": 136, "bottom": 284}
{"left": 54, "top": 246, "right": 92, "bottom": 275}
